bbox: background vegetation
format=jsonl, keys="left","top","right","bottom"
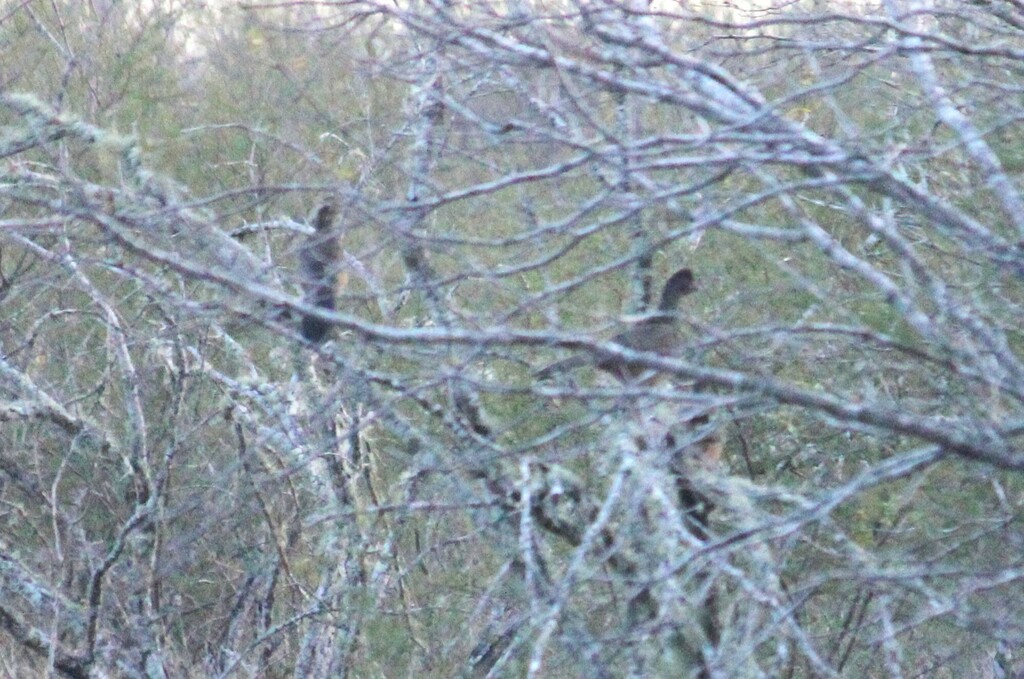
{"left": 2, "top": 0, "right": 1024, "bottom": 677}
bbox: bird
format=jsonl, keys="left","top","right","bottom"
{"left": 535, "top": 268, "right": 697, "bottom": 382}
{"left": 298, "top": 201, "right": 341, "bottom": 343}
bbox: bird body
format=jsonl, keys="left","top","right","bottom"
{"left": 536, "top": 268, "right": 696, "bottom": 381}
{"left": 298, "top": 202, "right": 340, "bottom": 343}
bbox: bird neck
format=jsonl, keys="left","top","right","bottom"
{"left": 657, "top": 292, "right": 685, "bottom": 313}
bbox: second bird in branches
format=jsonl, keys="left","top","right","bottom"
{"left": 298, "top": 201, "right": 342, "bottom": 343}
{"left": 536, "top": 268, "right": 697, "bottom": 382}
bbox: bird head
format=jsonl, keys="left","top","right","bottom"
{"left": 658, "top": 268, "right": 696, "bottom": 311}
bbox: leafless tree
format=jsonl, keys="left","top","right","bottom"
{"left": 2, "top": 0, "right": 1024, "bottom": 677}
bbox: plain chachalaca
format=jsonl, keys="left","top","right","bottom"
{"left": 298, "top": 201, "right": 341, "bottom": 343}
{"left": 536, "top": 268, "right": 696, "bottom": 382}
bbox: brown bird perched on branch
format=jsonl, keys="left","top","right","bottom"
{"left": 535, "top": 268, "right": 697, "bottom": 382}
{"left": 298, "top": 201, "right": 341, "bottom": 343}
